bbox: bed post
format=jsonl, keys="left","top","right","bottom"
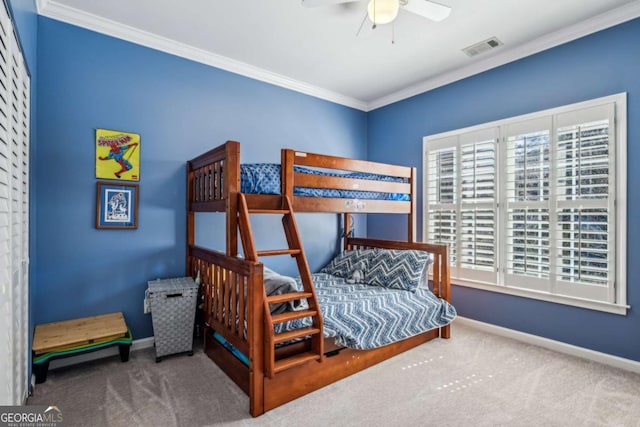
{"left": 248, "top": 263, "right": 265, "bottom": 416}
{"left": 187, "top": 161, "right": 195, "bottom": 273}
{"left": 409, "top": 167, "right": 417, "bottom": 242}
{"left": 225, "top": 141, "right": 241, "bottom": 256}
{"left": 343, "top": 213, "right": 352, "bottom": 251}
{"left": 281, "top": 149, "right": 294, "bottom": 199}
{"left": 439, "top": 247, "right": 451, "bottom": 339}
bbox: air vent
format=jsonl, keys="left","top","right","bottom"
{"left": 462, "top": 37, "right": 503, "bottom": 57}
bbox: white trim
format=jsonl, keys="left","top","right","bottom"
{"left": 36, "top": 0, "right": 640, "bottom": 112}
{"left": 452, "top": 279, "right": 628, "bottom": 315}
{"left": 455, "top": 316, "right": 640, "bottom": 374}
{"left": 37, "top": 1, "right": 368, "bottom": 112}
{"left": 615, "top": 94, "right": 627, "bottom": 307}
{"left": 48, "top": 336, "right": 155, "bottom": 369}
{"left": 368, "top": 1, "right": 640, "bottom": 110}
{"left": 35, "top": 0, "right": 48, "bottom": 14}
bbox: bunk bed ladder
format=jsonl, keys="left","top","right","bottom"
{"left": 237, "top": 194, "right": 324, "bottom": 378}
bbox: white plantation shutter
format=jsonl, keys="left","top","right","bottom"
{"left": 459, "top": 129, "right": 497, "bottom": 283}
{"left": 0, "top": 1, "right": 30, "bottom": 405}
{"left": 425, "top": 130, "right": 498, "bottom": 283}
{"left": 501, "top": 108, "right": 615, "bottom": 300}
{"left": 553, "top": 105, "right": 614, "bottom": 302}
{"left": 424, "top": 95, "right": 624, "bottom": 311}
{"left": 426, "top": 138, "right": 457, "bottom": 265}
{"left": 503, "top": 118, "right": 552, "bottom": 291}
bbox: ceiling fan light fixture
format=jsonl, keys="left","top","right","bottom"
{"left": 367, "top": 0, "right": 399, "bottom": 25}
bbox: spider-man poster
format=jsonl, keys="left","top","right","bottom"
{"left": 95, "top": 128, "right": 140, "bottom": 181}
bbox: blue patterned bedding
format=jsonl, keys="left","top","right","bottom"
{"left": 275, "top": 273, "right": 456, "bottom": 350}
{"left": 240, "top": 164, "right": 410, "bottom": 201}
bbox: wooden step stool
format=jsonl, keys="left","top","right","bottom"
{"left": 32, "top": 312, "right": 132, "bottom": 383}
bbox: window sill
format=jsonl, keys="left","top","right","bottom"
{"left": 450, "top": 279, "right": 629, "bottom": 316}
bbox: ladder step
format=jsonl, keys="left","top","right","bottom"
{"left": 257, "top": 249, "right": 301, "bottom": 257}
{"left": 274, "top": 327, "right": 321, "bottom": 344}
{"left": 248, "top": 209, "right": 289, "bottom": 214}
{"left": 273, "top": 351, "right": 321, "bottom": 373}
{"left": 266, "top": 292, "right": 313, "bottom": 305}
{"left": 271, "top": 309, "right": 318, "bottom": 324}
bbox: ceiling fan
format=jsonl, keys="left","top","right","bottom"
{"left": 301, "top": 0, "right": 452, "bottom": 28}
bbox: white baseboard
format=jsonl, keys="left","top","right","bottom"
{"left": 48, "top": 336, "right": 155, "bottom": 370}
{"left": 43, "top": 318, "right": 640, "bottom": 375}
{"left": 455, "top": 317, "right": 640, "bottom": 374}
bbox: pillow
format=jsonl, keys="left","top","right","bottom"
{"left": 320, "top": 249, "right": 377, "bottom": 283}
{"left": 365, "top": 249, "right": 432, "bottom": 292}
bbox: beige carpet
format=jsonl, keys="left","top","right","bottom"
{"left": 28, "top": 322, "right": 640, "bottom": 426}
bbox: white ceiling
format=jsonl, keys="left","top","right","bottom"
{"left": 37, "top": 0, "right": 640, "bottom": 111}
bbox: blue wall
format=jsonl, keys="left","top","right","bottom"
{"left": 34, "top": 17, "right": 367, "bottom": 339}
{"left": 367, "top": 19, "right": 640, "bottom": 360}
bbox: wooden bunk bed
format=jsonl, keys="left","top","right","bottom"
{"left": 186, "top": 140, "right": 451, "bottom": 416}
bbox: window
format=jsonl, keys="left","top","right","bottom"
{"left": 423, "top": 94, "right": 626, "bottom": 314}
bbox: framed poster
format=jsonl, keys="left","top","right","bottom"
{"left": 95, "top": 128, "right": 140, "bottom": 181}
{"left": 96, "top": 182, "right": 139, "bottom": 229}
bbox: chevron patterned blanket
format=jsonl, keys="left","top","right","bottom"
{"left": 275, "top": 273, "right": 456, "bottom": 350}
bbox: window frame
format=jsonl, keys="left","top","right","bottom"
{"left": 423, "top": 93, "right": 627, "bottom": 315}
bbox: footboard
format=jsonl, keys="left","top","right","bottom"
{"left": 346, "top": 237, "right": 451, "bottom": 339}
{"left": 186, "top": 245, "right": 265, "bottom": 416}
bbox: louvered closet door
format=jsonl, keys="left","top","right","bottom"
{"left": 19, "top": 39, "right": 29, "bottom": 406}
{"left": 0, "top": 5, "right": 14, "bottom": 404}
{"left": 0, "top": 1, "right": 30, "bottom": 405}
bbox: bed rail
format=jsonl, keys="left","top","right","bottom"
{"left": 282, "top": 149, "right": 416, "bottom": 213}
{"left": 282, "top": 149, "right": 417, "bottom": 240}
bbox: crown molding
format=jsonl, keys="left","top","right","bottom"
{"left": 35, "top": 0, "right": 47, "bottom": 14}
{"left": 367, "top": 0, "right": 640, "bottom": 111}
{"left": 37, "top": 1, "right": 640, "bottom": 113}
{"left": 37, "top": 1, "right": 369, "bottom": 112}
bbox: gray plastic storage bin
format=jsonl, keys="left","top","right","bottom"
{"left": 147, "top": 277, "right": 198, "bottom": 362}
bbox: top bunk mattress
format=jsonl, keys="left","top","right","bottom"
{"left": 240, "top": 163, "right": 410, "bottom": 201}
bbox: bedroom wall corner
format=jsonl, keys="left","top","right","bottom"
{"left": 366, "top": 18, "right": 640, "bottom": 361}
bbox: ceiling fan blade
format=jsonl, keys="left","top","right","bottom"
{"left": 401, "top": 0, "right": 451, "bottom": 22}
{"left": 301, "top": 0, "right": 360, "bottom": 7}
